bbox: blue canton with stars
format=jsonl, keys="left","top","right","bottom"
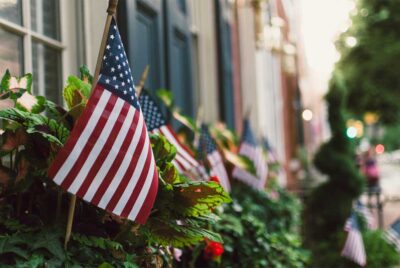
{"left": 347, "top": 213, "right": 361, "bottom": 231}
{"left": 199, "top": 124, "right": 217, "bottom": 156}
{"left": 242, "top": 119, "right": 257, "bottom": 146}
{"left": 138, "top": 90, "right": 166, "bottom": 131}
{"left": 98, "top": 18, "right": 139, "bottom": 110}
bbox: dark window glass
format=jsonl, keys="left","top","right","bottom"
{"left": 0, "top": 0, "right": 22, "bottom": 25}
{"left": 31, "top": 0, "right": 60, "bottom": 40}
{"left": 32, "top": 42, "right": 61, "bottom": 102}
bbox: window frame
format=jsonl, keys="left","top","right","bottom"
{"left": 0, "top": 0, "right": 66, "bottom": 97}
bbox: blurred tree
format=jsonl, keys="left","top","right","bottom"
{"left": 336, "top": 0, "right": 400, "bottom": 125}
{"left": 304, "top": 74, "right": 365, "bottom": 267}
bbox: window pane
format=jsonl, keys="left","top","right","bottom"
{"left": 0, "top": 28, "right": 23, "bottom": 76}
{"left": 31, "top": 0, "right": 60, "bottom": 40}
{"left": 0, "top": 0, "right": 22, "bottom": 25}
{"left": 32, "top": 42, "right": 61, "bottom": 103}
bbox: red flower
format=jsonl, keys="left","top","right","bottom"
{"left": 204, "top": 240, "right": 224, "bottom": 260}
{"left": 209, "top": 176, "right": 220, "bottom": 184}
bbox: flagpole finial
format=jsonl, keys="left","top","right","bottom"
{"left": 107, "top": 0, "right": 119, "bottom": 15}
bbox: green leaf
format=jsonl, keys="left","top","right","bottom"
{"left": 63, "top": 75, "right": 91, "bottom": 109}
{"left": 99, "top": 263, "right": 114, "bottom": 268}
{"left": 15, "top": 92, "right": 45, "bottom": 113}
{"left": 0, "top": 108, "right": 70, "bottom": 146}
{"left": 150, "top": 134, "right": 177, "bottom": 165}
{"left": 0, "top": 71, "right": 33, "bottom": 94}
{"left": 0, "top": 70, "right": 11, "bottom": 93}
{"left": 143, "top": 217, "right": 222, "bottom": 248}
{"left": 31, "top": 230, "right": 65, "bottom": 261}
{"left": 156, "top": 89, "right": 173, "bottom": 108}
{"left": 173, "top": 181, "right": 231, "bottom": 217}
{"left": 123, "top": 254, "right": 139, "bottom": 268}
{"left": 80, "top": 65, "right": 93, "bottom": 85}
{"left": 161, "top": 162, "right": 182, "bottom": 184}
{"left": 71, "top": 234, "right": 123, "bottom": 251}
{"left": 0, "top": 235, "right": 29, "bottom": 259}
{"left": 15, "top": 254, "right": 45, "bottom": 268}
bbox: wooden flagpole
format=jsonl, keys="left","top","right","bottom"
{"left": 64, "top": 0, "right": 119, "bottom": 250}
{"left": 193, "top": 104, "right": 204, "bottom": 144}
{"left": 135, "top": 65, "right": 150, "bottom": 96}
{"left": 244, "top": 107, "right": 252, "bottom": 120}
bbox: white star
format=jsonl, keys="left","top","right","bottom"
{"left": 118, "top": 45, "right": 121, "bottom": 49}
{"left": 103, "top": 55, "right": 106, "bottom": 60}
{"left": 114, "top": 25, "right": 117, "bottom": 30}
{"left": 115, "top": 85, "right": 119, "bottom": 89}
{"left": 110, "top": 35, "right": 115, "bottom": 39}
{"left": 115, "top": 56, "right": 119, "bottom": 60}
{"left": 129, "top": 87, "right": 133, "bottom": 92}
{"left": 120, "top": 53, "right": 123, "bottom": 58}
{"left": 122, "top": 62, "right": 126, "bottom": 66}
{"left": 117, "top": 65, "right": 121, "bottom": 69}
{"left": 131, "top": 96, "right": 134, "bottom": 100}
{"left": 122, "top": 82, "right": 125, "bottom": 86}
{"left": 105, "top": 79, "right": 110, "bottom": 84}
{"left": 119, "top": 73, "right": 123, "bottom": 78}
{"left": 123, "top": 90, "right": 127, "bottom": 94}
{"left": 111, "top": 67, "right": 115, "bottom": 72}
{"left": 106, "top": 45, "right": 111, "bottom": 50}
{"left": 113, "top": 76, "right": 117, "bottom": 80}
{"left": 127, "top": 79, "right": 131, "bottom": 84}
{"left": 125, "top": 70, "right": 128, "bottom": 74}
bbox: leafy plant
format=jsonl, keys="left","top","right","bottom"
{"left": 0, "top": 70, "right": 231, "bottom": 267}
{"left": 182, "top": 181, "right": 310, "bottom": 268}
{"left": 304, "top": 74, "right": 365, "bottom": 267}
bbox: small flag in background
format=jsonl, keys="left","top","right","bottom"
{"left": 198, "top": 124, "right": 231, "bottom": 192}
{"left": 385, "top": 218, "right": 400, "bottom": 252}
{"left": 341, "top": 213, "right": 367, "bottom": 267}
{"left": 262, "top": 137, "right": 278, "bottom": 163}
{"left": 139, "top": 90, "right": 208, "bottom": 180}
{"left": 48, "top": 18, "right": 158, "bottom": 224}
{"left": 355, "top": 200, "right": 376, "bottom": 230}
{"left": 232, "top": 119, "right": 267, "bottom": 190}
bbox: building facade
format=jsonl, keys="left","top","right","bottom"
{"left": 0, "top": 0, "right": 304, "bottom": 190}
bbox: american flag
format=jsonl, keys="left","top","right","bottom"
{"left": 385, "top": 218, "right": 400, "bottom": 252}
{"left": 198, "top": 124, "right": 231, "bottom": 192}
{"left": 355, "top": 200, "right": 375, "bottom": 230}
{"left": 139, "top": 90, "right": 208, "bottom": 180}
{"left": 232, "top": 119, "right": 267, "bottom": 190}
{"left": 262, "top": 137, "right": 278, "bottom": 163}
{"left": 48, "top": 18, "right": 158, "bottom": 224}
{"left": 341, "top": 213, "right": 367, "bottom": 267}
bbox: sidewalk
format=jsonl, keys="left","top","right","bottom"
{"left": 374, "top": 154, "right": 400, "bottom": 228}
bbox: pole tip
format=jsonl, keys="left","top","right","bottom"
{"left": 107, "top": 0, "right": 119, "bottom": 15}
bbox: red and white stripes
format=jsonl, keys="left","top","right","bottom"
{"left": 48, "top": 86, "right": 158, "bottom": 224}
{"left": 341, "top": 228, "right": 367, "bottom": 266}
{"left": 152, "top": 125, "right": 208, "bottom": 181}
{"left": 232, "top": 143, "right": 267, "bottom": 190}
{"left": 208, "top": 151, "right": 231, "bottom": 192}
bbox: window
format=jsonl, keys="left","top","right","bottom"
{"left": 0, "top": 0, "right": 63, "bottom": 103}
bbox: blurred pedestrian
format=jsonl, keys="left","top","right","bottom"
{"left": 362, "top": 148, "right": 380, "bottom": 189}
